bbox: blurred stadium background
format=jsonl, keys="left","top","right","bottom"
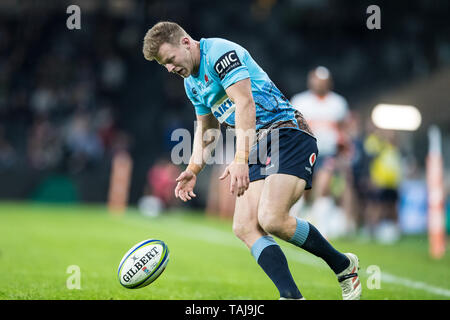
{"left": 0, "top": 0, "right": 449, "bottom": 300}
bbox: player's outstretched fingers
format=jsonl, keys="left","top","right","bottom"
{"left": 230, "top": 176, "right": 239, "bottom": 194}
{"left": 237, "top": 177, "right": 244, "bottom": 197}
{"left": 174, "top": 183, "right": 181, "bottom": 198}
{"left": 188, "top": 190, "right": 196, "bottom": 198}
{"left": 180, "top": 190, "right": 187, "bottom": 202}
{"left": 219, "top": 166, "right": 230, "bottom": 181}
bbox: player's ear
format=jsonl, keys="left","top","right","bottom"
{"left": 180, "top": 37, "right": 190, "bottom": 48}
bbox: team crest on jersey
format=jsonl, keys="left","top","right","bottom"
{"left": 203, "top": 73, "right": 213, "bottom": 88}
{"left": 309, "top": 153, "right": 316, "bottom": 166}
{"left": 214, "top": 50, "right": 241, "bottom": 80}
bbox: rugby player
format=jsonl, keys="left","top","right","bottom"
{"left": 291, "top": 67, "right": 352, "bottom": 238}
{"left": 142, "top": 21, "right": 362, "bottom": 300}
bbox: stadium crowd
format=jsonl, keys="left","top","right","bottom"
{"left": 0, "top": 8, "right": 131, "bottom": 174}
{"left": 0, "top": 0, "right": 449, "bottom": 242}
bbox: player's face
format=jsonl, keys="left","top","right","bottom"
{"left": 308, "top": 75, "right": 331, "bottom": 97}
{"left": 156, "top": 41, "right": 193, "bottom": 78}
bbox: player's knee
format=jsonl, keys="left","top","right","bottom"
{"left": 232, "top": 220, "right": 254, "bottom": 242}
{"left": 232, "top": 221, "right": 244, "bottom": 239}
{"left": 258, "top": 210, "right": 284, "bottom": 236}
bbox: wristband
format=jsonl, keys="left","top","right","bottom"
{"left": 187, "top": 163, "right": 202, "bottom": 175}
{"left": 234, "top": 150, "right": 249, "bottom": 164}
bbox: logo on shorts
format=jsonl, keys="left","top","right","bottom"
{"left": 309, "top": 153, "right": 316, "bottom": 166}
{"left": 265, "top": 156, "right": 271, "bottom": 166}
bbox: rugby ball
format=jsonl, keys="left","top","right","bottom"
{"left": 118, "top": 239, "right": 169, "bottom": 289}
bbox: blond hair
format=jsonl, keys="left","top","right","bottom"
{"left": 142, "top": 21, "right": 189, "bottom": 61}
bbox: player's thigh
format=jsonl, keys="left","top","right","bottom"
{"left": 258, "top": 173, "right": 306, "bottom": 223}
{"left": 233, "top": 179, "right": 266, "bottom": 246}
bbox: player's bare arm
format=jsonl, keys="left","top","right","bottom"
{"left": 219, "top": 78, "right": 256, "bottom": 197}
{"left": 175, "top": 112, "right": 219, "bottom": 202}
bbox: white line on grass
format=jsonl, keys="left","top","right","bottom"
{"left": 379, "top": 272, "right": 450, "bottom": 298}
{"left": 284, "top": 247, "right": 450, "bottom": 298}
{"left": 123, "top": 215, "right": 450, "bottom": 298}
{"left": 179, "top": 221, "right": 450, "bottom": 298}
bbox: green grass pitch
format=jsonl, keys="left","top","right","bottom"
{"left": 0, "top": 202, "right": 449, "bottom": 300}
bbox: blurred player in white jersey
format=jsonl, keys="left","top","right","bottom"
{"left": 291, "top": 66, "right": 351, "bottom": 238}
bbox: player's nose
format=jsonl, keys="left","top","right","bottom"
{"left": 166, "top": 64, "right": 176, "bottom": 73}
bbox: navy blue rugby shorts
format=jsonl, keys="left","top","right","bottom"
{"left": 248, "top": 128, "right": 318, "bottom": 190}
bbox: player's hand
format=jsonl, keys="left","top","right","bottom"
{"left": 219, "top": 162, "right": 250, "bottom": 197}
{"left": 174, "top": 169, "right": 197, "bottom": 202}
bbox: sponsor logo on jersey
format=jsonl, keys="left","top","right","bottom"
{"left": 212, "top": 97, "right": 235, "bottom": 123}
{"left": 309, "top": 153, "right": 316, "bottom": 166}
{"left": 214, "top": 50, "right": 241, "bottom": 80}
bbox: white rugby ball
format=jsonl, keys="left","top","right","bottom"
{"left": 118, "top": 239, "right": 169, "bottom": 289}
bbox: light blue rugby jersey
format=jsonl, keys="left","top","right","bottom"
{"left": 184, "top": 38, "right": 300, "bottom": 132}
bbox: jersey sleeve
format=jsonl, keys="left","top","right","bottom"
{"left": 206, "top": 39, "right": 250, "bottom": 90}
{"left": 184, "top": 80, "right": 211, "bottom": 116}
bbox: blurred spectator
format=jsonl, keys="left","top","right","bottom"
{"left": 0, "top": 0, "right": 448, "bottom": 207}
{"left": 29, "top": 81, "right": 58, "bottom": 116}
{"left": 290, "top": 66, "right": 351, "bottom": 238}
{"left": 70, "top": 81, "right": 96, "bottom": 112}
{"left": 334, "top": 111, "right": 372, "bottom": 234}
{"left": 63, "top": 111, "right": 104, "bottom": 173}
{"left": 363, "top": 128, "right": 403, "bottom": 243}
{"left": 100, "top": 51, "right": 126, "bottom": 95}
{"left": 110, "top": 131, "right": 132, "bottom": 155}
{"left": 0, "top": 124, "right": 16, "bottom": 170}
{"left": 398, "top": 156, "right": 428, "bottom": 235}
{"left": 139, "top": 157, "right": 182, "bottom": 217}
{"left": 27, "top": 115, "right": 63, "bottom": 170}
{"left": 94, "top": 105, "right": 118, "bottom": 151}
{"left": 346, "top": 112, "right": 372, "bottom": 231}
{"left": 93, "top": 104, "right": 133, "bottom": 155}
